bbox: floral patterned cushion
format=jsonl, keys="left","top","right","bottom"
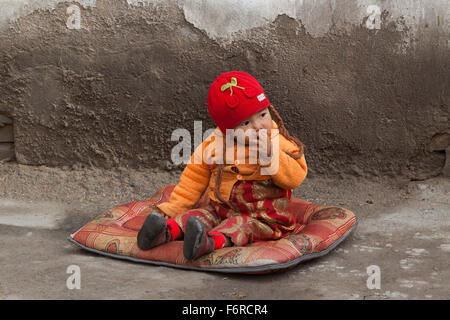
{"left": 68, "top": 185, "right": 358, "bottom": 274}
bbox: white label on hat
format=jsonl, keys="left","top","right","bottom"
{"left": 257, "top": 93, "right": 266, "bottom": 102}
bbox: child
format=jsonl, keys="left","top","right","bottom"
{"left": 137, "top": 71, "right": 307, "bottom": 261}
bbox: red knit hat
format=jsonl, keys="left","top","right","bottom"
{"left": 207, "top": 71, "right": 271, "bottom": 133}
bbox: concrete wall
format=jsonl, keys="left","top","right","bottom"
{"left": 0, "top": 0, "right": 448, "bottom": 179}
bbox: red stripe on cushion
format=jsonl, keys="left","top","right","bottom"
{"left": 122, "top": 216, "right": 146, "bottom": 231}
{"left": 301, "top": 222, "right": 335, "bottom": 240}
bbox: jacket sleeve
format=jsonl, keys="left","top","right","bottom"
{"left": 261, "top": 136, "right": 308, "bottom": 190}
{"left": 156, "top": 143, "right": 212, "bottom": 217}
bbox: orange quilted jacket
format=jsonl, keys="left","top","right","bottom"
{"left": 157, "top": 121, "right": 308, "bottom": 217}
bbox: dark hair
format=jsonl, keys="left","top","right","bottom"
{"left": 213, "top": 104, "right": 305, "bottom": 210}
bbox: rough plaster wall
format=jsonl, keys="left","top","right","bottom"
{"left": 0, "top": 0, "right": 448, "bottom": 179}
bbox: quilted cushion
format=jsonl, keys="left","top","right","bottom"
{"left": 68, "top": 185, "right": 358, "bottom": 274}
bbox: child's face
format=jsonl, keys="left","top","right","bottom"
{"left": 233, "top": 108, "right": 272, "bottom": 133}
{"left": 233, "top": 108, "right": 273, "bottom": 145}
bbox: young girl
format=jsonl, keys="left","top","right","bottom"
{"left": 137, "top": 71, "right": 307, "bottom": 261}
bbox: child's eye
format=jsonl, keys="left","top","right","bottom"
{"left": 241, "top": 120, "right": 250, "bottom": 126}
{"left": 260, "top": 112, "right": 266, "bottom": 118}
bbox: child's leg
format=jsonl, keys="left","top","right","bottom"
{"left": 210, "top": 215, "right": 283, "bottom": 247}
{"left": 183, "top": 214, "right": 281, "bottom": 260}
{"left": 137, "top": 205, "right": 221, "bottom": 251}
{"left": 171, "top": 205, "right": 222, "bottom": 236}
{"left": 183, "top": 216, "right": 231, "bottom": 261}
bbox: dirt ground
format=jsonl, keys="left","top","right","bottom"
{"left": 0, "top": 161, "right": 449, "bottom": 300}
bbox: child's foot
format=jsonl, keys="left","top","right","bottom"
{"left": 183, "top": 216, "right": 214, "bottom": 261}
{"left": 137, "top": 212, "right": 170, "bottom": 250}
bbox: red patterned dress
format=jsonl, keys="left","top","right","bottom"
{"left": 173, "top": 179, "right": 296, "bottom": 246}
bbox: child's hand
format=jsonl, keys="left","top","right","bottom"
{"left": 248, "top": 131, "right": 272, "bottom": 165}
{"left": 258, "top": 130, "right": 272, "bottom": 159}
